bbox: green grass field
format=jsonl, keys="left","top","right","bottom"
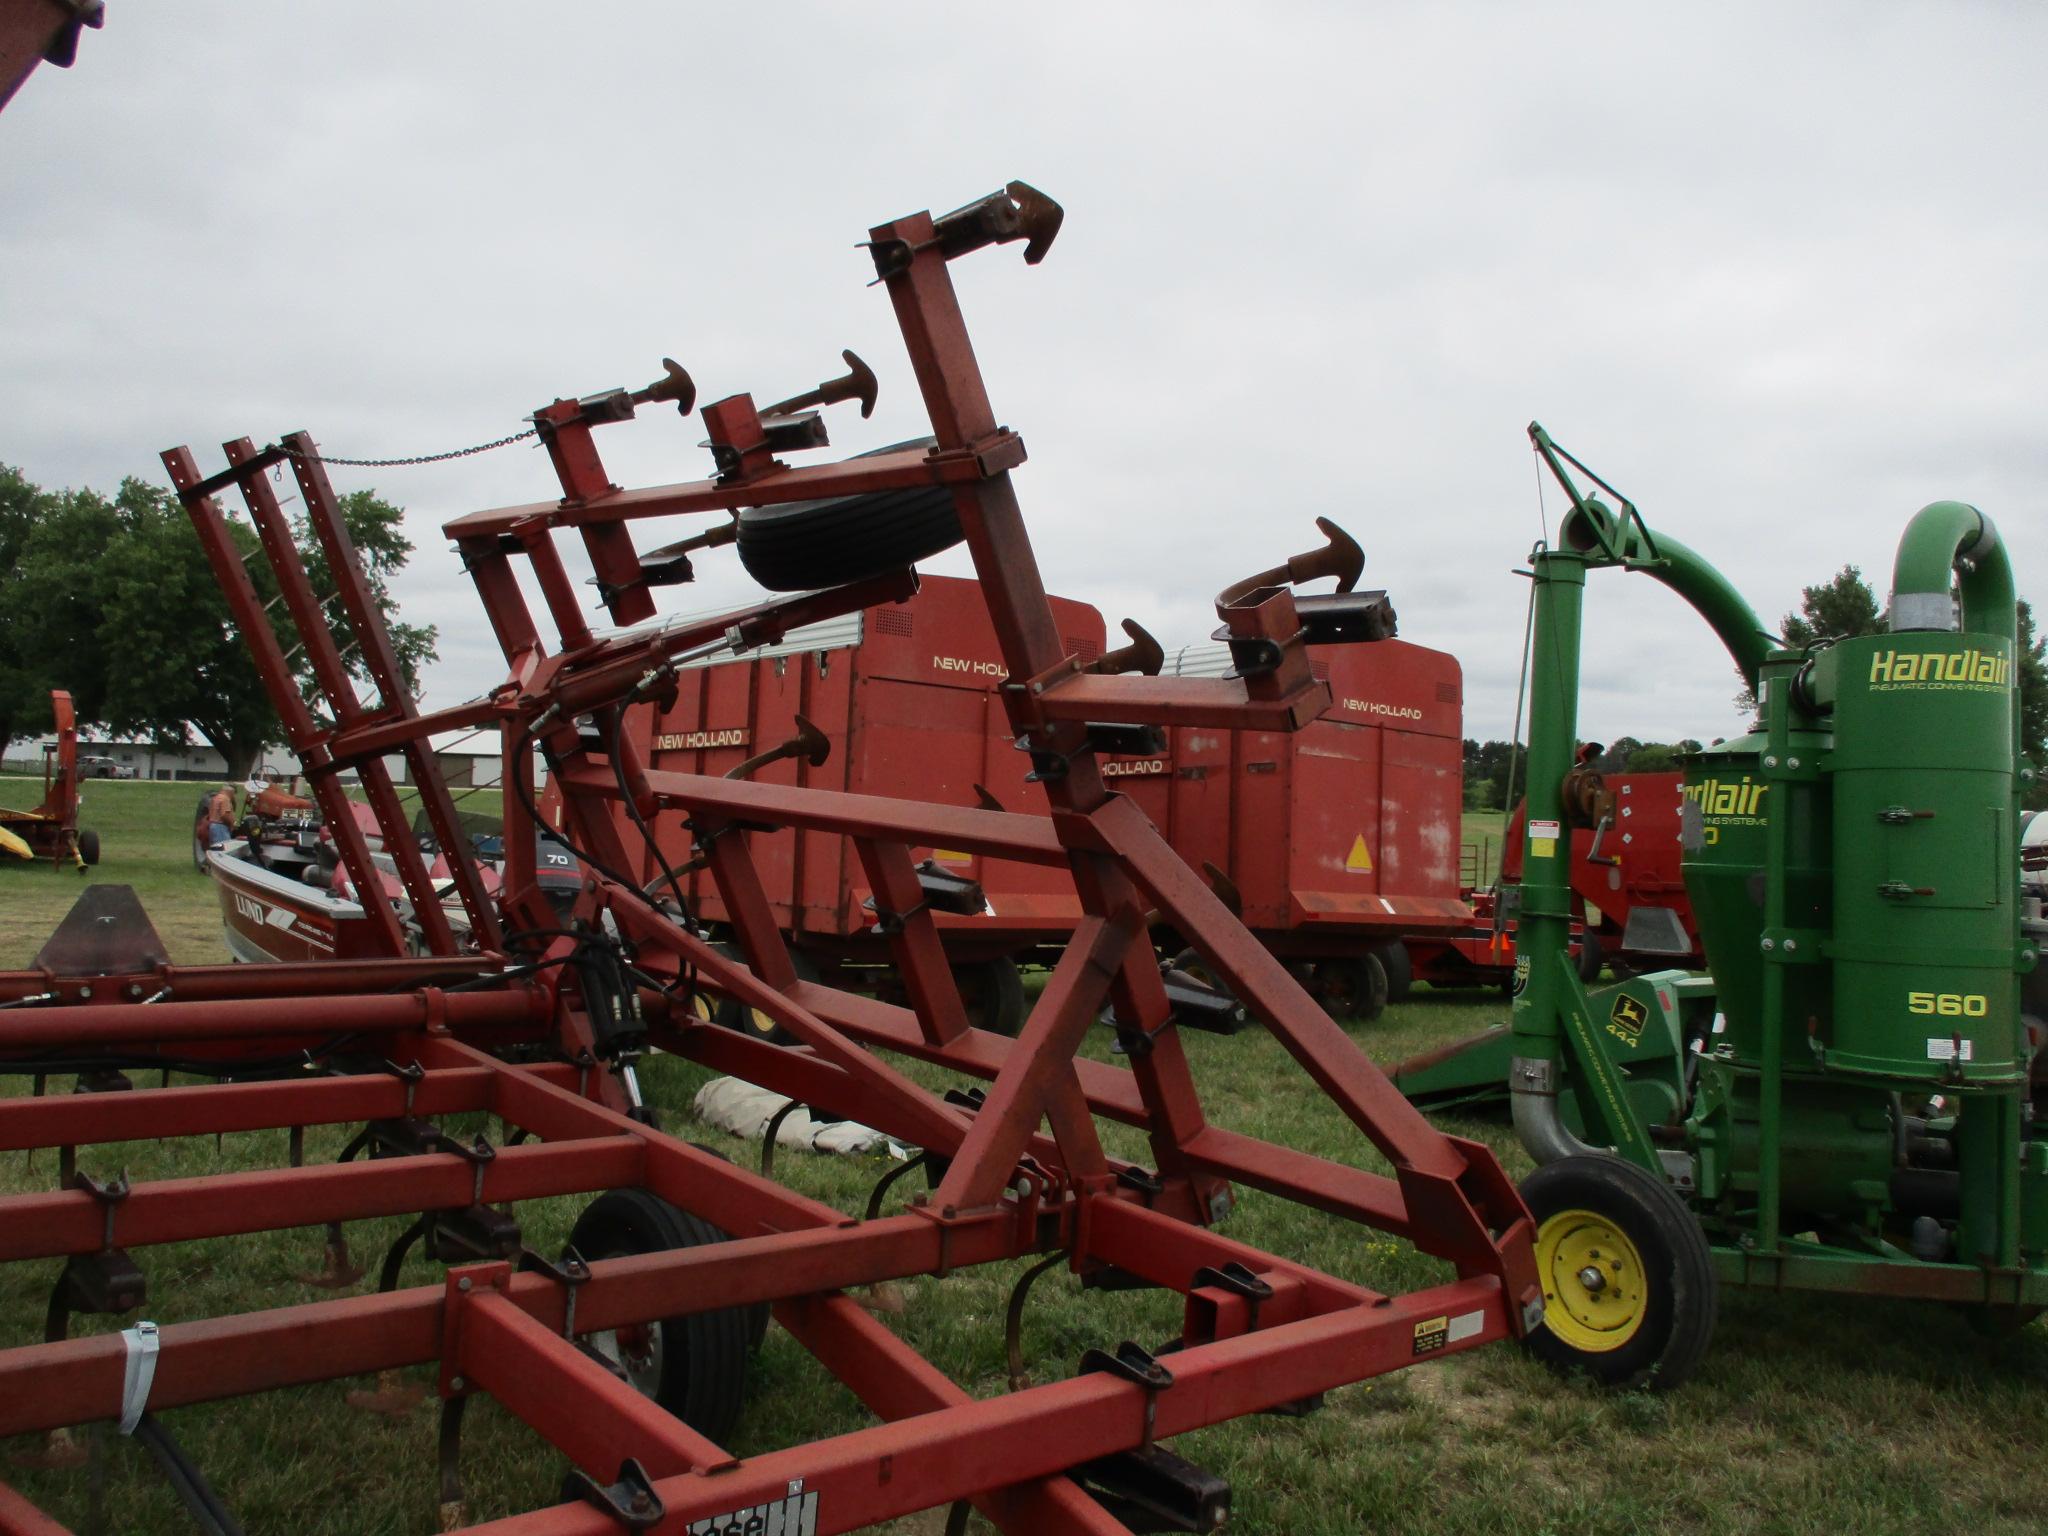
{"left": 0, "top": 781, "right": 2043, "bottom": 1534}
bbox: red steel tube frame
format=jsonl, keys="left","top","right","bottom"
{"left": 0, "top": 183, "right": 1541, "bottom": 1536}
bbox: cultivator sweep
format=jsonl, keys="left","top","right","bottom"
{"left": 0, "top": 184, "right": 1540, "bottom": 1534}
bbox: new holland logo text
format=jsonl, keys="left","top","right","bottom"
{"left": 933, "top": 655, "right": 1004, "bottom": 678}
{"left": 1682, "top": 775, "right": 1766, "bottom": 820}
{"left": 1868, "top": 646, "right": 2010, "bottom": 689}
{"left": 654, "top": 728, "right": 749, "bottom": 752}
{"left": 1341, "top": 697, "right": 1423, "bottom": 721}
{"left": 1102, "top": 759, "right": 1169, "bottom": 778}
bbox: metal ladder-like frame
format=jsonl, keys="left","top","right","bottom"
{"left": 163, "top": 437, "right": 501, "bottom": 956}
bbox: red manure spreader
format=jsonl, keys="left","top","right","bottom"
{"left": 569, "top": 571, "right": 1473, "bottom": 1033}
{"left": 0, "top": 183, "right": 1541, "bottom": 1535}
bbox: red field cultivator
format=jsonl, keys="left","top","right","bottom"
{"left": 0, "top": 183, "right": 1539, "bottom": 1534}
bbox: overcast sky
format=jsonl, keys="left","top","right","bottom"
{"left": 5, "top": 3, "right": 2044, "bottom": 750}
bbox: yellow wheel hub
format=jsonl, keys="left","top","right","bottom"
{"left": 1535, "top": 1207, "right": 1647, "bottom": 1353}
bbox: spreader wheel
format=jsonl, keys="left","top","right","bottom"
{"left": 76, "top": 829, "right": 100, "bottom": 867}
{"left": 1575, "top": 929, "right": 1605, "bottom": 984}
{"left": 1312, "top": 953, "right": 1388, "bottom": 1023}
{"left": 712, "top": 943, "right": 816, "bottom": 1047}
{"left": 1169, "top": 948, "right": 1242, "bottom": 1006}
{"left": 735, "top": 438, "right": 962, "bottom": 591}
{"left": 1520, "top": 1154, "right": 1717, "bottom": 1391}
{"left": 1375, "top": 940, "right": 1414, "bottom": 1003}
{"left": 566, "top": 1189, "right": 751, "bottom": 1441}
{"left": 955, "top": 956, "right": 1028, "bottom": 1036}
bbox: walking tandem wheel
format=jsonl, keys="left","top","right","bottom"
{"left": 0, "top": 181, "right": 1540, "bottom": 1534}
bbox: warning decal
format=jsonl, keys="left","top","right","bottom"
{"left": 1527, "top": 818, "right": 1561, "bottom": 859}
{"left": 1412, "top": 1314, "right": 1450, "bottom": 1355}
{"left": 1344, "top": 834, "right": 1374, "bottom": 873}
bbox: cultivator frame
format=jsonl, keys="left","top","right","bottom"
{"left": 0, "top": 183, "right": 1539, "bottom": 1534}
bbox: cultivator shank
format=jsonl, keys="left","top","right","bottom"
{"left": 0, "top": 184, "right": 1538, "bottom": 1534}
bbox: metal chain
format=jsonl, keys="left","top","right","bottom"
{"left": 277, "top": 428, "right": 539, "bottom": 469}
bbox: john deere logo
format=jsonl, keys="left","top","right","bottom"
{"left": 1609, "top": 994, "right": 1648, "bottom": 1039}
{"left": 1512, "top": 954, "right": 1530, "bottom": 997}
{"left": 1867, "top": 646, "right": 2010, "bottom": 690}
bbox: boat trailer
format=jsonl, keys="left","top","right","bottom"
{"left": 0, "top": 182, "right": 1540, "bottom": 1535}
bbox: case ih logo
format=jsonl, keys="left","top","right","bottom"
{"left": 654, "top": 728, "right": 750, "bottom": 751}
{"left": 1102, "top": 758, "right": 1169, "bottom": 778}
{"left": 932, "top": 655, "right": 1005, "bottom": 678}
{"left": 1340, "top": 696, "right": 1424, "bottom": 722}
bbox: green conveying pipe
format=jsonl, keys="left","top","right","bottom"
{"left": 1889, "top": 501, "right": 2015, "bottom": 643}
{"left": 1513, "top": 492, "right": 1779, "bottom": 1165}
{"left": 1559, "top": 502, "right": 1778, "bottom": 694}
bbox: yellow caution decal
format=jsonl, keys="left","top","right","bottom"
{"left": 931, "top": 848, "right": 973, "bottom": 865}
{"left": 1344, "top": 834, "right": 1373, "bottom": 873}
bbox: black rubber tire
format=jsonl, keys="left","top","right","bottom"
{"left": 1520, "top": 1154, "right": 1717, "bottom": 1391}
{"left": 1313, "top": 953, "right": 1389, "bottom": 1024}
{"left": 688, "top": 1145, "right": 772, "bottom": 1350}
{"left": 955, "top": 956, "right": 1028, "bottom": 1036}
{"left": 1575, "top": 929, "right": 1605, "bottom": 985}
{"left": 1375, "top": 940, "right": 1414, "bottom": 1004}
{"left": 735, "top": 438, "right": 960, "bottom": 591}
{"left": 566, "top": 1188, "right": 750, "bottom": 1441}
{"left": 1168, "top": 947, "right": 1241, "bottom": 1007}
{"left": 712, "top": 942, "right": 815, "bottom": 1047}
{"left": 76, "top": 828, "right": 100, "bottom": 867}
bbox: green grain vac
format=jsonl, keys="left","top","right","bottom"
{"left": 1503, "top": 426, "right": 2044, "bottom": 1389}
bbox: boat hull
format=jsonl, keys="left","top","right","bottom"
{"left": 208, "top": 846, "right": 378, "bottom": 964}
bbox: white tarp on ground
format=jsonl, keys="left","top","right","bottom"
{"left": 692, "top": 1076, "right": 900, "bottom": 1158}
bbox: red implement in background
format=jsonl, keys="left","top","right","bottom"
{"left": 0, "top": 182, "right": 1541, "bottom": 1535}
{"left": 560, "top": 575, "right": 1470, "bottom": 1028}
{"left": 1401, "top": 773, "right": 1696, "bottom": 993}
{"left": 1498, "top": 772, "right": 1702, "bottom": 972}
{"left": 0, "top": 690, "right": 98, "bottom": 870}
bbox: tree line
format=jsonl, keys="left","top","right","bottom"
{"left": 0, "top": 465, "right": 434, "bottom": 780}
{"left": 1463, "top": 565, "right": 2048, "bottom": 810}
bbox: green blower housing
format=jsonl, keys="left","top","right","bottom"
{"left": 1497, "top": 431, "right": 2047, "bottom": 1392}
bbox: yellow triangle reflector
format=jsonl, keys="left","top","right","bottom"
{"left": 1345, "top": 834, "right": 1373, "bottom": 873}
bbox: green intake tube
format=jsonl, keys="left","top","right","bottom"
{"left": 1560, "top": 500, "right": 1778, "bottom": 695}
{"left": 1889, "top": 501, "right": 2015, "bottom": 644}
